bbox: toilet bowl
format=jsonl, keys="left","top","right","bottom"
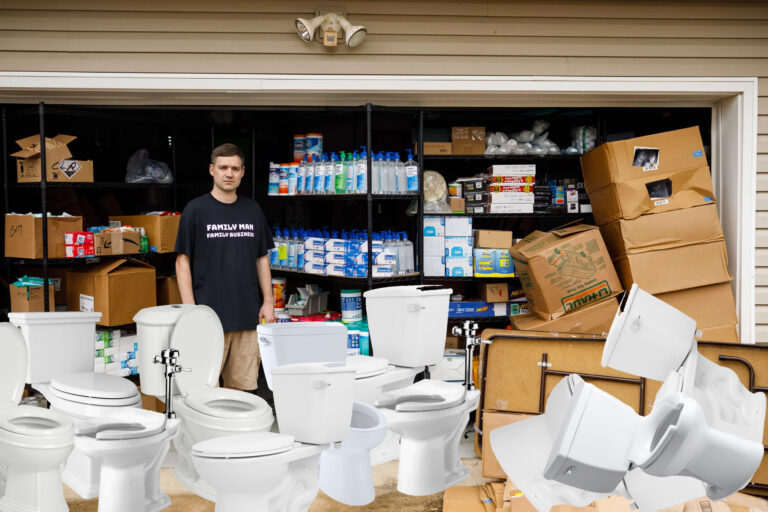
{"left": 133, "top": 305, "right": 274, "bottom": 501}
{"left": 74, "top": 408, "right": 177, "bottom": 512}
{"left": 7, "top": 312, "right": 161, "bottom": 504}
{"left": 191, "top": 432, "right": 326, "bottom": 512}
{"left": 374, "top": 380, "right": 481, "bottom": 496}
{"left": 191, "top": 361, "right": 357, "bottom": 512}
{"left": 0, "top": 322, "right": 74, "bottom": 512}
{"left": 318, "top": 401, "right": 388, "bottom": 506}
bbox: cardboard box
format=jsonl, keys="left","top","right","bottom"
{"left": 489, "top": 192, "right": 535, "bottom": 204}
{"left": 587, "top": 165, "right": 715, "bottom": 225}
{"left": 475, "top": 229, "right": 514, "bottom": 249}
{"left": 449, "top": 196, "right": 465, "bottom": 213}
{"left": 11, "top": 133, "right": 94, "bottom": 183}
{"left": 94, "top": 231, "right": 141, "bottom": 256}
{"left": 580, "top": 126, "right": 708, "bottom": 193}
{"left": 5, "top": 214, "right": 83, "bottom": 259}
{"left": 10, "top": 282, "right": 55, "bottom": 312}
{"left": 488, "top": 203, "right": 534, "bottom": 214}
{"left": 109, "top": 215, "right": 181, "bottom": 253}
{"left": 474, "top": 248, "right": 514, "bottom": 277}
{"left": 442, "top": 486, "right": 485, "bottom": 512}
{"left": 423, "top": 142, "right": 452, "bottom": 155}
{"left": 16, "top": 266, "right": 71, "bottom": 304}
{"left": 614, "top": 240, "right": 731, "bottom": 295}
{"left": 488, "top": 164, "right": 536, "bottom": 176}
{"left": 156, "top": 276, "right": 182, "bottom": 305}
{"left": 451, "top": 126, "right": 486, "bottom": 155}
{"left": 424, "top": 255, "right": 445, "bottom": 277}
{"left": 656, "top": 282, "right": 738, "bottom": 339}
{"left": 423, "top": 216, "right": 445, "bottom": 236}
{"left": 481, "top": 411, "right": 535, "bottom": 478}
{"left": 599, "top": 203, "right": 723, "bottom": 257}
{"left": 445, "top": 236, "right": 473, "bottom": 259}
{"left": 445, "top": 216, "right": 473, "bottom": 236}
{"left": 698, "top": 323, "right": 739, "bottom": 343}
{"left": 511, "top": 297, "right": 619, "bottom": 335}
{"left": 509, "top": 224, "right": 622, "bottom": 320}
{"left": 423, "top": 235, "right": 445, "bottom": 257}
{"left": 446, "top": 256, "right": 474, "bottom": 277}
{"left": 66, "top": 258, "right": 156, "bottom": 326}
{"left": 479, "top": 282, "right": 509, "bottom": 303}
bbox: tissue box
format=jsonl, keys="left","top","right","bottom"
{"left": 424, "top": 216, "right": 445, "bottom": 236}
{"left": 445, "top": 256, "right": 473, "bottom": 277}
{"left": 445, "top": 237, "right": 473, "bottom": 259}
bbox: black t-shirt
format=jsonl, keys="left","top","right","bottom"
{"left": 175, "top": 193, "right": 274, "bottom": 331}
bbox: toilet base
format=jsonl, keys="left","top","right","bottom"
{"left": 319, "top": 450, "right": 375, "bottom": 506}
{"left": 396, "top": 434, "right": 472, "bottom": 496}
{"left": 370, "top": 431, "right": 401, "bottom": 466}
{"left": 0, "top": 467, "right": 68, "bottom": 512}
{"left": 174, "top": 466, "right": 217, "bottom": 503}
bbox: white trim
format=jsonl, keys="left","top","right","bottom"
{"left": 0, "top": 72, "right": 757, "bottom": 342}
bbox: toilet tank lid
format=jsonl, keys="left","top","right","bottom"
{"left": 270, "top": 362, "right": 356, "bottom": 376}
{"left": 257, "top": 321, "right": 347, "bottom": 337}
{"left": 133, "top": 304, "right": 195, "bottom": 326}
{"left": 8, "top": 311, "right": 102, "bottom": 325}
{"left": 363, "top": 285, "right": 453, "bottom": 299}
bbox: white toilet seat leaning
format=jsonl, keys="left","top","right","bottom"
{"left": 490, "top": 284, "right": 766, "bottom": 512}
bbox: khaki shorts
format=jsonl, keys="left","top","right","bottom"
{"left": 220, "top": 330, "right": 260, "bottom": 391}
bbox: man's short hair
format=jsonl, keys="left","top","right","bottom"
{"left": 211, "top": 143, "right": 245, "bottom": 165}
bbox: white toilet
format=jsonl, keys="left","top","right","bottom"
{"left": 364, "top": 285, "right": 481, "bottom": 496}
{"left": 72, "top": 408, "right": 179, "bottom": 512}
{"left": 8, "top": 312, "right": 174, "bottom": 511}
{"left": 190, "top": 361, "right": 357, "bottom": 512}
{"left": 0, "top": 322, "right": 74, "bottom": 512}
{"left": 133, "top": 304, "right": 274, "bottom": 501}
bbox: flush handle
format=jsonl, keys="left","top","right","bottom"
{"left": 313, "top": 381, "right": 331, "bottom": 390}
{"left": 406, "top": 304, "right": 426, "bottom": 313}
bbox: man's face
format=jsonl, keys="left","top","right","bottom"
{"left": 210, "top": 155, "right": 245, "bottom": 192}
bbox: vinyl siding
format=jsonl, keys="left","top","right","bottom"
{"left": 1, "top": 0, "right": 767, "bottom": 338}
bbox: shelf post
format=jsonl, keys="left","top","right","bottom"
{"left": 418, "top": 110, "right": 424, "bottom": 284}
{"left": 38, "top": 102, "right": 49, "bottom": 313}
{"left": 366, "top": 103, "right": 373, "bottom": 289}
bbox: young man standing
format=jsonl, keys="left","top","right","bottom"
{"left": 175, "top": 143, "right": 276, "bottom": 393}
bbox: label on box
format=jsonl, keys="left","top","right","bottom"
{"left": 424, "top": 216, "right": 446, "bottom": 237}
{"left": 79, "top": 294, "right": 94, "bottom": 312}
{"left": 489, "top": 192, "right": 535, "bottom": 204}
{"left": 487, "top": 203, "right": 534, "bottom": 214}
{"left": 488, "top": 184, "right": 534, "bottom": 193}
{"left": 445, "top": 236, "right": 473, "bottom": 258}
{"left": 445, "top": 257, "right": 473, "bottom": 277}
{"left": 488, "top": 164, "right": 536, "bottom": 176}
{"left": 490, "top": 175, "right": 535, "bottom": 184}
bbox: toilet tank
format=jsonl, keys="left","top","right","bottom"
{"left": 364, "top": 285, "right": 453, "bottom": 368}
{"left": 257, "top": 322, "right": 347, "bottom": 390}
{"left": 133, "top": 304, "right": 194, "bottom": 396}
{"left": 271, "top": 362, "right": 356, "bottom": 444}
{"left": 8, "top": 312, "right": 103, "bottom": 384}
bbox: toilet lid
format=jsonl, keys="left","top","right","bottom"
{"left": 50, "top": 372, "right": 140, "bottom": 406}
{"left": 0, "top": 405, "right": 72, "bottom": 437}
{"left": 192, "top": 431, "right": 295, "bottom": 459}
{"left": 346, "top": 355, "right": 389, "bottom": 379}
{"left": 0, "top": 323, "right": 28, "bottom": 407}
{"left": 170, "top": 305, "right": 225, "bottom": 397}
{"left": 74, "top": 408, "right": 167, "bottom": 440}
{"left": 184, "top": 387, "right": 273, "bottom": 420}
{"left": 375, "top": 380, "right": 467, "bottom": 412}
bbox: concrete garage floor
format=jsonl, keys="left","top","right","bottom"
{"left": 63, "top": 424, "right": 492, "bottom": 512}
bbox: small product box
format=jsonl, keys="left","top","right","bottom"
{"left": 449, "top": 197, "right": 465, "bottom": 213}
{"left": 303, "top": 261, "right": 325, "bottom": 274}
{"left": 325, "top": 252, "right": 346, "bottom": 265}
{"left": 478, "top": 282, "right": 509, "bottom": 303}
{"left": 466, "top": 205, "right": 486, "bottom": 214}
{"left": 474, "top": 229, "right": 513, "bottom": 249}
{"left": 445, "top": 256, "right": 473, "bottom": 277}
{"left": 424, "top": 256, "right": 445, "bottom": 277}
{"left": 473, "top": 248, "right": 514, "bottom": 278}
{"left": 65, "top": 231, "right": 96, "bottom": 258}
{"left": 445, "top": 216, "right": 472, "bottom": 237}
{"left": 488, "top": 184, "right": 534, "bottom": 193}
{"left": 304, "top": 237, "right": 325, "bottom": 251}
{"left": 444, "top": 236, "right": 473, "bottom": 259}
{"left": 304, "top": 250, "right": 326, "bottom": 263}
{"left": 424, "top": 216, "right": 446, "bottom": 236}
{"left": 324, "top": 238, "right": 346, "bottom": 253}
{"left": 372, "top": 265, "right": 394, "bottom": 277}
{"left": 490, "top": 175, "right": 535, "bottom": 184}
{"left": 566, "top": 188, "right": 579, "bottom": 213}
{"left": 464, "top": 191, "right": 487, "bottom": 203}
{"left": 488, "top": 192, "right": 535, "bottom": 204}
{"left": 459, "top": 177, "right": 486, "bottom": 193}
{"left": 487, "top": 203, "right": 534, "bottom": 214}
{"left": 423, "top": 236, "right": 445, "bottom": 257}
{"left": 449, "top": 300, "right": 508, "bottom": 318}
{"left": 324, "top": 264, "right": 345, "bottom": 277}
{"left": 487, "top": 164, "right": 536, "bottom": 176}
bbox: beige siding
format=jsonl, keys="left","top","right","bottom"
{"left": 1, "top": 0, "right": 768, "bottom": 338}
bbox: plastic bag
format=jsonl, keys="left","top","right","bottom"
{"left": 126, "top": 149, "right": 174, "bottom": 184}
{"left": 531, "top": 119, "right": 550, "bottom": 136}
{"left": 569, "top": 126, "right": 597, "bottom": 154}
{"left": 511, "top": 130, "right": 535, "bottom": 143}
{"left": 423, "top": 170, "right": 451, "bottom": 214}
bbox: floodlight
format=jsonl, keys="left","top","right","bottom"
{"left": 295, "top": 15, "right": 327, "bottom": 43}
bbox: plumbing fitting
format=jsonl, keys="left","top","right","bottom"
{"left": 153, "top": 348, "right": 191, "bottom": 419}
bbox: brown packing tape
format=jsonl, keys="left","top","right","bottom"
{"left": 599, "top": 203, "right": 723, "bottom": 257}
{"left": 588, "top": 165, "right": 715, "bottom": 225}
{"left": 614, "top": 240, "right": 731, "bottom": 295}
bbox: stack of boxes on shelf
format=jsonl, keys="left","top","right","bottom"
{"left": 11, "top": 133, "right": 94, "bottom": 183}
{"left": 423, "top": 216, "right": 474, "bottom": 277}
{"left": 94, "top": 329, "right": 139, "bottom": 377}
{"left": 581, "top": 126, "right": 738, "bottom": 342}
{"left": 472, "top": 229, "right": 515, "bottom": 279}
{"left": 486, "top": 165, "right": 536, "bottom": 214}
{"left": 458, "top": 177, "right": 486, "bottom": 214}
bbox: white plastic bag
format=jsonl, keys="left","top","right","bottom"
{"left": 126, "top": 149, "right": 174, "bottom": 184}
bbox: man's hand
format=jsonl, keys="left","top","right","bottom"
{"left": 259, "top": 301, "right": 277, "bottom": 324}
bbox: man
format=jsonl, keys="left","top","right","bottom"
{"left": 175, "top": 143, "right": 276, "bottom": 393}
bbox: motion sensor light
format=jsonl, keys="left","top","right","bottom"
{"left": 295, "top": 15, "right": 326, "bottom": 43}
{"left": 294, "top": 12, "right": 367, "bottom": 48}
{"left": 338, "top": 16, "right": 367, "bottom": 48}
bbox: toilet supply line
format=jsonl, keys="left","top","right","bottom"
{"left": 451, "top": 320, "right": 487, "bottom": 391}
{"left": 153, "top": 348, "right": 190, "bottom": 419}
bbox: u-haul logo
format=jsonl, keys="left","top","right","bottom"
{"left": 561, "top": 281, "right": 612, "bottom": 312}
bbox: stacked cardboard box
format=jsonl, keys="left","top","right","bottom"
{"left": 473, "top": 229, "right": 514, "bottom": 278}
{"left": 581, "top": 127, "right": 738, "bottom": 341}
{"left": 486, "top": 165, "right": 536, "bottom": 214}
{"left": 11, "top": 133, "right": 94, "bottom": 183}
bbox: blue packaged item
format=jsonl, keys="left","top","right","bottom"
{"left": 449, "top": 300, "right": 508, "bottom": 318}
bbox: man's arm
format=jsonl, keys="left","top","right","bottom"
{"left": 256, "top": 255, "right": 276, "bottom": 323}
{"left": 175, "top": 253, "right": 195, "bottom": 305}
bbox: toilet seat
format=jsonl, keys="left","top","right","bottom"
{"left": 375, "top": 380, "right": 467, "bottom": 412}
{"left": 0, "top": 405, "right": 72, "bottom": 438}
{"left": 184, "top": 387, "right": 273, "bottom": 420}
{"left": 49, "top": 372, "right": 141, "bottom": 407}
{"left": 170, "top": 306, "right": 225, "bottom": 398}
{"left": 0, "top": 323, "right": 29, "bottom": 407}
{"left": 191, "top": 431, "right": 296, "bottom": 459}
{"left": 346, "top": 355, "right": 389, "bottom": 379}
{"left": 74, "top": 408, "right": 167, "bottom": 440}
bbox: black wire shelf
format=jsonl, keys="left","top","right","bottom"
{"left": 6, "top": 252, "right": 173, "bottom": 265}
{"left": 448, "top": 316, "right": 510, "bottom": 323}
{"left": 271, "top": 268, "right": 421, "bottom": 283}
{"left": 12, "top": 182, "right": 182, "bottom": 189}
{"left": 442, "top": 212, "right": 589, "bottom": 218}
{"left": 264, "top": 193, "right": 418, "bottom": 200}
{"left": 421, "top": 154, "right": 584, "bottom": 161}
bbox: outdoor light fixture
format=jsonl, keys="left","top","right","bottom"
{"left": 295, "top": 12, "right": 367, "bottom": 48}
